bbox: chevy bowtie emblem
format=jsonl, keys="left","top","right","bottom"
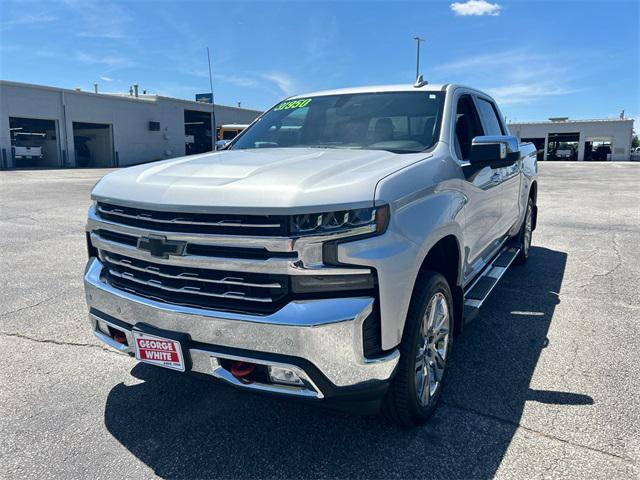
{"left": 137, "top": 235, "right": 187, "bottom": 259}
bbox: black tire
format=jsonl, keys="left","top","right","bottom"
{"left": 514, "top": 197, "right": 534, "bottom": 265}
{"left": 382, "top": 271, "right": 453, "bottom": 426}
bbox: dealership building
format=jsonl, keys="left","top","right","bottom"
{"left": 0, "top": 80, "right": 262, "bottom": 169}
{"left": 507, "top": 117, "right": 634, "bottom": 161}
{"left": 1, "top": 80, "right": 635, "bottom": 168}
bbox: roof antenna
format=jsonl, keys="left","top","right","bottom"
{"left": 414, "top": 75, "right": 428, "bottom": 88}
{"left": 413, "top": 36, "right": 428, "bottom": 87}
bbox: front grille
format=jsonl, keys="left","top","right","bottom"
{"left": 90, "top": 202, "right": 377, "bottom": 315}
{"left": 96, "top": 229, "right": 295, "bottom": 260}
{"left": 101, "top": 251, "right": 289, "bottom": 314}
{"left": 97, "top": 202, "right": 289, "bottom": 236}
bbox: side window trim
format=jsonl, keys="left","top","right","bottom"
{"left": 464, "top": 95, "right": 485, "bottom": 137}
{"left": 449, "top": 90, "right": 466, "bottom": 163}
{"left": 453, "top": 93, "right": 485, "bottom": 162}
{"left": 473, "top": 95, "right": 506, "bottom": 136}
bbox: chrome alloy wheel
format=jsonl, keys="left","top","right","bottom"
{"left": 523, "top": 203, "right": 533, "bottom": 257}
{"left": 415, "top": 292, "right": 450, "bottom": 406}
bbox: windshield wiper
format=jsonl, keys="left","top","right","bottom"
{"left": 366, "top": 147, "right": 423, "bottom": 154}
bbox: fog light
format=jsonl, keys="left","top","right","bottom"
{"left": 268, "top": 366, "right": 305, "bottom": 386}
{"left": 97, "top": 320, "right": 111, "bottom": 335}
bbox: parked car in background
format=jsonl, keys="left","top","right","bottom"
{"left": 12, "top": 132, "right": 45, "bottom": 164}
{"left": 216, "top": 124, "right": 249, "bottom": 149}
{"left": 590, "top": 145, "right": 612, "bottom": 161}
{"left": 84, "top": 83, "right": 538, "bottom": 426}
{"left": 554, "top": 149, "right": 573, "bottom": 159}
{"left": 14, "top": 145, "right": 43, "bottom": 161}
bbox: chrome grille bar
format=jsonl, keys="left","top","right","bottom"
{"left": 98, "top": 205, "right": 282, "bottom": 229}
{"left": 103, "top": 255, "right": 282, "bottom": 289}
{"left": 90, "top": 232, "right": 370, "bottom": 276}
{"left": 106, "top": 269, "right": 273, "bottom": 303}
{"left": 87, "top": 210, "right": 292, "bottom": 252}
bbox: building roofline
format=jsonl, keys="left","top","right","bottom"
{"left": 0, "top": 79, "right": 262, "bottom": 113}
{"left": 508, "top": 118, "right": 634, "bottom": 126}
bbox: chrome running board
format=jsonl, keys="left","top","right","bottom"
{"left": 463, "top": 246, "right": 520, "bottom": 323}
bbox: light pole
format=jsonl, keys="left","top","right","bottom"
{"left": 413, "top": 36, "right": 425, "bottom": 82}
{"left": 206, "top": 47, "right": 218, "bottom": 151}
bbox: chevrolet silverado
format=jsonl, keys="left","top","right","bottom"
{"left": 84, "top": 83, "right": 537, "bottom": 426}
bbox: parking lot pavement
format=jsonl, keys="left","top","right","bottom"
{"left": 1, "top": 163, "right": 638, "bottom": 479}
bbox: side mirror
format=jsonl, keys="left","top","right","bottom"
{"left": 469, "top": 135, "right": 520, "bottom": 167}
{"left": 216, "top": 140, "right": 231, "bottom": 150}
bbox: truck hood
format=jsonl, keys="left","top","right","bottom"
{"left": 92, "top": 147, "right": 431, "bottom": 214}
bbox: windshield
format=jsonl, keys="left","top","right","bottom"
{"left": 231, "top": 91, "right": 445, "bottom": 154}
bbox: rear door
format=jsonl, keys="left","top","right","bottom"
{"left": 454, "top": 93, "right": 504, "bottom": 281}
{"left": 474, "top": 95, "right": 521, "bottom": 236}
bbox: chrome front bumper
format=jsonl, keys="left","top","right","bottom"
{"left": 85, "top": 258, "right": 399, "bottom": 399}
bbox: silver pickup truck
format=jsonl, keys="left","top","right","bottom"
{"left": 85, "top": 83, "right": 537, "bottom": 426}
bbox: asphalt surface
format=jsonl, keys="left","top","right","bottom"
{"left": 1, "top": 162, "right": 639, "bottom": 479}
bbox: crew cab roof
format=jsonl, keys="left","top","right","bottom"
{"left": 288, "top": 83, "right": 450, "bottom": 99}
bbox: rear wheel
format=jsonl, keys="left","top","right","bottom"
{"left": 382, "top": 271, "right": 453, "bottom": 426}
{"left": 514, "top": 197, "right": 533, "bottom": 264}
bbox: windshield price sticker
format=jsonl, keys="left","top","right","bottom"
{"left": 274, "top": 98, "right": 312, "bottom": 111}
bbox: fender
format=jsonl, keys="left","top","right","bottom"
{"left": 340, "top": 153, "right": 466, "bottom": 349}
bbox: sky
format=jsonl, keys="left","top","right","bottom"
{"left": 0, "top": 0, "right": 638, "bottom": 122}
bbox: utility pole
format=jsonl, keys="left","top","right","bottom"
{"left": 206, "top": 47, "right": 218, "bottom": 151}
{"left": 413, "top": 36, "right": 425, "bottom": 82}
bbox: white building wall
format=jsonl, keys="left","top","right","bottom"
{"left": 507, "top": 120, "right": 634, "bottom": 161}
{"left": 0, "top": 81, "right": 262, "bottom": 169}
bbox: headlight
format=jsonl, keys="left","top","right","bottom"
{"left": 290, "top": 205, "right": 389, "bottom": 236}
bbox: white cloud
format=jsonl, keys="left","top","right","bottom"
{"left": 214, "top": 74, "right": 259, "bottom": 88}
{"left": 62, "top": 0, "right": 132, "bottom": 39}
{"left": 75, "top": 51, "right": 134, "bottom": 68}
{"left": 487, "top": 83, "right": 580, "bottom": 105}
{"left": 432, "top": 48, "right": 587, "bottom": 106}
{"left": 99, "top": 76, "right": 114, "bottom": 82}
{"left": 434, "top": 49, "right": 535, "bottom": 72}
{"left": 450, "top": 0, "right": 501, "bottom": 17}
{"left": 261, "top": 73, "right": 297, "bottom": 96}
{"left": 1, "top": 12, "right": 57, "bottom": 28}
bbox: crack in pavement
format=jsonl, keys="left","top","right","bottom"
{"left": 0, "top": 331, "right": 128, "bottom": 357}
{"left": 442, "top": 401, "right": 634, "bottom": 464}
{"left": 574, "top": 233, "right": 625, "bottom": 290}
{"left": 0, "top": 293, "right": 64, "bottom": 318}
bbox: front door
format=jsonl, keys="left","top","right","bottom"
{"left": 474, "top": 96, "right": 522, "bottom": 237}
{"left": 454, "top": 94, "right": 504, "bottom": 282}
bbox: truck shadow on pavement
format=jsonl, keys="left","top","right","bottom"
{"left": 104, "top": 246, "right": 593, "bottom": 479}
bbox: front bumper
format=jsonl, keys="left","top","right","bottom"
{"left": 85, "top": 258, "right": 399, "bottom": 400}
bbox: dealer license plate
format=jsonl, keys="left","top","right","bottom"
{"left": 133, "top": 330, "right": 186, "bottom": 372}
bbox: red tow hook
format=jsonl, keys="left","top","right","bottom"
{"left": 112, "top": 331, "right": 127, "bottom": 345}
{"left": 230, "top": 361, "right": 256, "bottom": 383}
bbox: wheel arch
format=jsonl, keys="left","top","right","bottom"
{"left": 529, "top": 180, "right": 538, "bottom": 230}
{"left": 411, "top": 234, "right": 464, "bottom": 337}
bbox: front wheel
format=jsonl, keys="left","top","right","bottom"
{"left": 382, "top": 271, "right": 453, "bottom": 426}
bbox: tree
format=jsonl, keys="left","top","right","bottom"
{"left": 632, "top": 132, "right": 639, "bottom": 149}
